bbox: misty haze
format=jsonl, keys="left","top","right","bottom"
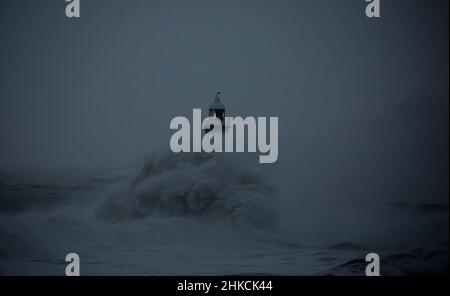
{"left": 0, "top": 0, "right": 448, "bottom": 275}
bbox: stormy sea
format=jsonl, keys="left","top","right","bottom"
{"left": 0, "top": 151, "right": 448, "bottom": 276}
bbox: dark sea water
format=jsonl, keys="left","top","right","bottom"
{"left": 0, "top": 153, "right": 448, "bottom": 275}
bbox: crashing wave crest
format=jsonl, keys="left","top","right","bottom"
{"left": 96, "top": 151, "right": 276, "bottom": 228}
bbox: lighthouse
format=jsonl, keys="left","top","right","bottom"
{"left": 207, "top": 92, "right": 225, "bottom": 132}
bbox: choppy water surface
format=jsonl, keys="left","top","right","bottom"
{"left": 0, "top": 153, "right": 448, "bottom": 275}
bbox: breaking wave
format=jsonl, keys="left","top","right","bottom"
{"left": 2, "top": 151, "right": 446, "bottom": 275}
{"left": 96, "top": 151, "right": 277, "bottom": 228}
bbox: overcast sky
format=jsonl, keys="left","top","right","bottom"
{"left": 0, "top": 0, "right": 448, "bottom": 195}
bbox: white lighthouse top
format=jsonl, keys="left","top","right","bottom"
{"left": 209, "top": 92, "right": 225, "bottom": 110}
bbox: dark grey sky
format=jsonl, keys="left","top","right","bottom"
{"left": 0, "top": 0, "right": 448, "bottom": 178}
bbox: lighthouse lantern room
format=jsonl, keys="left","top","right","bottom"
{"left": 209, "top": 92, "right": 225, "bottom": 124}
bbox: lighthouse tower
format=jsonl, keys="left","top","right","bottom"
{"left": 208, "top": 92, "right": 225, "bottom": 131}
